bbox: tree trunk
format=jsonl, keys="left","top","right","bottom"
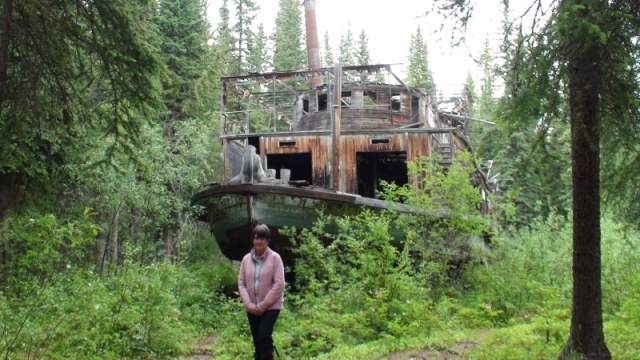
{"left": 559, "top": 1, "right": 611, "bottom": 358}
{"left": 0, "top": 0, "right": 13, "bottom": 112}
{"left": 95, "top": 231, "right": 107, "bottom": 275}
{"left": 109, "top": 210, "right": 120, "bottom": 269}
{"left": 162, "top": 224, "right": 172, "bottom": 262}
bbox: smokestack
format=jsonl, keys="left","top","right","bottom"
{"left": 304, "top": 0, "right": 323, "bottom": 88}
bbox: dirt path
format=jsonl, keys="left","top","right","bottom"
{"left": 182, "top": 334, "right": 218, "bottom": 359}
{"left": 381, "top": 339, "right": 480, "bottom": 359}
{"left": 381, "top": 329, "right": 490, "bottom": 360}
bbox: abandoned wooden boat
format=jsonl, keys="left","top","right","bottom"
{"left": 191, "top": 0, "right": 492, "bottom": 266}
{"left": 191, "top": 62, "right": 493, "bottom": 266}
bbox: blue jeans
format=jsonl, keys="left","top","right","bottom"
{"left": 247, "top": 310, "right": 280, "bottom": 359}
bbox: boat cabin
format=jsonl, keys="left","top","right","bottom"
{"left": 192, "top": 64, "right": 490, "bottom": 266}
{"left": 219, "top": 64, "right": 472, "bottom": 199}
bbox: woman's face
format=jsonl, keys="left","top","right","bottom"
{"left": 253, "top": 234, "right": 268, "bottom": 254}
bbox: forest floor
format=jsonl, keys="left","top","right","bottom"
{"left": 380, "top": 338, "right": 482, "bottom": 359}
{"left": 181, "top": 329, "right": 489, "bottom": 359}
{"left": 182, "top": 334, "right": 218, "bottom": 360}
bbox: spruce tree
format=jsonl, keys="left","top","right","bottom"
{"left": 232, "top": 0, "right": 260, "bottom": 74}
{"left": 0, "top": 0, "right": 163, "bottom": 220}
{"left": 405, "top": 26, "right": 436, "bottom": 96}
{"left": 153, "top": 0, "right": 212, "bottom": 260}
{"left": 272, "top": 0, "right": 305, "bottom": 71}
{"left": 356, "top": 30, "right": 371, "bottom": 82}
{"left": 432, "top": 1, "right": 640, "bottom": 357}
{"left": 476, "top": 37, "right": 496, "bottom": 120}
{"left": 154, "top": 0, "right": 210, "bottom": 122}
{"left": 214, "top": 0, "right": 236, "bottom": 75}
{"left": 464, "top": 71, "right": 478, "bottom": 117}
{"left": 338, "top": 23, "right": 355, "bottom": 66}
{"left": 247, "top": 24, "right": 270, "bottom": 73}
{"left": 356, "top": 30, "right": 371, "bottom": 66}
{"left": 322, "top": 30, "right": 334, "bottom": 67}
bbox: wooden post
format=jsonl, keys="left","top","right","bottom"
{"left": 332, "top": 63, "right": 342, "bottom": 191}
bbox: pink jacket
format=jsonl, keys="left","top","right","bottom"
{"left": 238, "top": 247, "right": 285, "bottom": 312}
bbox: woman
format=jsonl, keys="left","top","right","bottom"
{"left": 238, "top": 224, "right": 285, "bottom": 360}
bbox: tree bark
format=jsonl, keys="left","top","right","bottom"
{"left": 95, "top": 231, "right": 107, "bottom": 275}
{"left": 0, "top": 0, "right": 13, "bottom": 112}
{"left": 109, "top": 210, "right": 120, "bottom": 270}
{"left": 559, "top": 1, "right": 611, "bottom": 358}
{"left": 162, "top": 224, "right": 172, "bottom": 262}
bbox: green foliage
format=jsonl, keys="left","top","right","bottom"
{"left": 247, "top": 24, "right": 271, "bottom": 73}
{"left": 272, "top": 0, "right": 305, "bottom": 71}
{"left": 213, "top": 0, "right": 236, "bottom": 76}
{"left": 338, "top": 23, "right": 356, "bottom": 66}
{"left": 154, "top": 0, "right": 210, "bottom": 121}
{"left": 600, "top": 219, "right": 640, "bottom": 315}
{"left": 461, "top": 213, "right": 573, "bottom": 324}
{"left": 0, "top": 0, "right": 163, "bottom": 187}
{"left": 405, "top": 26, "right": 436, "bottom": 96}
{"left": 231, "top": 0, "right": 260, "bottom": 74}
{"left": 471, "top": 318, "right": 568, "bottom": 359}
{"left": 1, "top": 210, "right": 99, "bottom": 295}
{"left": 472, "top": 119, "right": 573, "bottom": 230}
{"left": 356, "top": 29, "right": 372, "bottom": 82}
{"left": 0, "top": 262, "right": 235, "bottom": 359}
{"left": 379, "top": 151, "right": 490, "bottom": 256}
{"left": 3, "top": 211, "right": 638, "bottom": 359}
{"left": 279, "top": 211, "right": 445, "bottom": 357}
{"left": 476, "top": 37, "right": 497, "bottom": 120}
{"left": 322, "top": 30, "right": 335, "bottom": 67}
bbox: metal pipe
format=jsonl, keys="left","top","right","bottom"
{"left": 303, "top": 0, "right": 323, "bottom": 88}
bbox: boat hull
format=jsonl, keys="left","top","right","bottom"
{"left": 192, "top": 184, "right": 394, "bottom": 265}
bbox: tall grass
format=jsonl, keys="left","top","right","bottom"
{"left": 2, "top": 211, "right": 638, "bottom": 359}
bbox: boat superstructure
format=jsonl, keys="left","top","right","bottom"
{"left": 191, "top": 0, "right": 492, "bottom": 266}
{"left": 191, "top": 63, "right": 491, "bottom": 265}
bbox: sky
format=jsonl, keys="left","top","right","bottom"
{"left": 207, "top": 0, "right": 512, "bottom": 98}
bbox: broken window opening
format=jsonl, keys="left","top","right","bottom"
{"left": 356, "top": 152, "right": 408, "bottom": 199}
{"left": 302, "top": 98, "right": 309, "bottom": 113}
{"left": 391, "top": 93, "right": 401, "bottom": 111}
{"left": 364, "top": 91, "right": 377, "bottom": 108}
{"left": 278, "top": 141, "right": 297, "bottom": 147}
{"left": 248, "top": 136, "right": 260, "bottom": 153}
{"left": 266, "top": 152, "right": 313, "bottom": 184}
{"left": 341, "top": 91, "right": 352, "bottom": 107}
{"left": 371, "top": 138, "right": 390, "bottom": 145}
{"left": 317, "top": 94, "right": 328, "bottom": 111}
{"left": 411, "top": 95, "right": 420, "bottom": 123}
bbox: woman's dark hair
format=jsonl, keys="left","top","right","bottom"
{"left": 252, "top": 224, "right": 271, "bottom": 241}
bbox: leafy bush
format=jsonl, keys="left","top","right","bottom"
{"left": 460, "top": 213, "right": 573, "bottom": 324}
{"left": 0, "top": 263, "right": 218, "bottom": 359}
{"left": 1, "top": 209, "right": 100, "bottom": 296}
{"left": 379, "top": 152, "right": 491, "bottom": 257}
{"left": 275, "top": 210, "right": 445, "bottom": 357}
